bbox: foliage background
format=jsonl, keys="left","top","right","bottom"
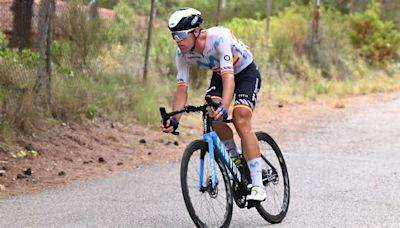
{"left": 1, "top": 0, "right": 400, "bottom": 144}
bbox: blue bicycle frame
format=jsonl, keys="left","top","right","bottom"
{"left": 199, "top": 130, "right": 242, "bottom": 191}
{"left": 160, "top": 98, "right": 244, "bottom": 192}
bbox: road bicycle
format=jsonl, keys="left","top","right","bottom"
{"left": 160, "top": 97, "right": 290, "bottom": 227}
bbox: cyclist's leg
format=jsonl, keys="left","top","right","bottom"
{"left": 231, "top": 62, "right": 265, "bottom": 201}
{"left": 232, "top": 62, "right": 261, "bottom": 160}
{"left": 212, "top": 110, "right": 241, "bottom": 156}
{"left": 233, "top": 106, "right": 259, "bottom": 160}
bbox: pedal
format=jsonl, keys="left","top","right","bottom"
{"left": 246, "top": 200, "right": 260, "bottom": 209}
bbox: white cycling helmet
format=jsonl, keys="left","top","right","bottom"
{"left": 168, "top": 8, "right": 203, "bottom": 32}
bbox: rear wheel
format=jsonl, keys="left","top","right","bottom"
{"left": 255, "top": 131, "right": 290, "bottom": 224}
{"left": 180, "top": 140, "right": 233, "bottom": 228}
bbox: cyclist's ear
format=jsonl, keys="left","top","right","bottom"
{"left": 194, "top": 27, "right": 201, "bottom": 36}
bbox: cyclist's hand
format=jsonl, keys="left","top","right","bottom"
{"left": 213, "top": 106, "right": 228, "bottom": 121}
{"left": 160, "top": 118, "right": 179, "bottom": 133}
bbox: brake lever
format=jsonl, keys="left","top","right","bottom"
{"left": 204, "top": 96, "right": 221, "bottom": 110}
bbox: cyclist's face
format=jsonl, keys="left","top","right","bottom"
{"left": 173, "top": 31, "right": 195, "bottom": 53}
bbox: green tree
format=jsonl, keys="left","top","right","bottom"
{"left": 350, "top": 1, "right": 400, "bottom": 64}
{"left": 97, "top": 0, "right": 119, "bottom": 9}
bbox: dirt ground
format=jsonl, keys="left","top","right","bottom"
{"left": 0, "top": 92, "right": 398, "bottom": 199}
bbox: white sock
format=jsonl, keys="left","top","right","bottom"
{"left": 247, "top": 157, "right": 263, "bottom": 187}
{"left": 223, "top": 138, "right": 241, "bottom": 157}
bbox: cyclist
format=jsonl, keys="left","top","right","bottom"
{"left": 160, "top": 7, "right": 266, "bottom": 202}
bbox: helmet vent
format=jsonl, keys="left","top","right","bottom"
{"left": 191, "top": 15, "right": 199, "bottom": 26}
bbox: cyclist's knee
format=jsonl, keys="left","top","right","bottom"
{"left": 233, "top": 105, "right": 253, "bottom": 133}
{"left": 233, "top": 105, "right": 252, "bottom": 119}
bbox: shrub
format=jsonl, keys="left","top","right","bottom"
{"left": 50, "top": 70, "right": 172, "bottom": 125}
{"left": 225, "top": 18, "right": 266, "bottom": 51}
{"left": 103, "top": 0, "right": 138, "bottom": 45}
{"left": 269, "top": 5, "right": 308, "bottom": 66}
{"left": 0, "top": 32, "right": 8, "bottom": 49}
{"left": 0, "top": 48, "right": 39, "bottom": 67}
{"left": 55, "top": 0, "right": 104, "bottom": 74}
{"left": 308, "top": 7, "right": 356, "bottom": 81}
{"left": 152, "top": 29, "right": 177, "bottom": 79}
{"left": 132, "top": 84, "right": 162, "bottom": 126}
{"left": 349, "top": 1, "right": 400, "bottom": 64}
{"left": 0, "top": 60, "right": 37, "bottom": 137}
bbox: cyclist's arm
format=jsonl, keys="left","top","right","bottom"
{"left": 173, "top": 49, "right": 190, "bottom": 121}
{"left": 216, "top": 30, "right": 235, "bottom": 118}
{"left": 221, "top": 74, "right": 234, "bottom": 109}
{"left": 172, "top": 85, "right": 188, "bottom": 122}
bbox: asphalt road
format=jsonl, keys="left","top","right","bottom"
{"left": 1, "top": 94, "right": 400, "bottom": 227}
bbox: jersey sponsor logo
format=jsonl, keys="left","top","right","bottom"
{"left": 252, "top": 78, "right": 259, "bottom": 101}
{"left": 249, "top": 161, "right": 259, "bottom": 168}
{"left": 196, "top": 55, "right": 220, "bottom": 69}
{"left": 205, "top": 47, "right": 215, "bottom": 55}
{"left": 233, "top": 47, "right": 249, "bottom": 60}
{"left": 213, "top": 37, "right": 224, "bottom": 48}
{"left": 235, "top": 99, "right": 255, "bottom": 110}
{"left": 221, "top": 66, "right": 233, "bottom": 71}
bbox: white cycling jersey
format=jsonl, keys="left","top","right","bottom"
{"left": 175, "top": 26, "right": 254, "bottom": 87}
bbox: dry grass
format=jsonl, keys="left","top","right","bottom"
{"left": 260, "top": 70, "right": 400, "bottom": 106}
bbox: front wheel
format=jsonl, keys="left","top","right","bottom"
{"left": 180, "top": 140, "right": 233, "bottom": 228}
{"left": 255, "top": 131, "right": 290, "bottom": 224}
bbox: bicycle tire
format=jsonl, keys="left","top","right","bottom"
{"left": 255, "top": 131, "right": 290, "bottom": 224}
{"left": 181, "top": 139, "right": 233, "bottom": 228}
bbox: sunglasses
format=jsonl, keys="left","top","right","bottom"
{"left": 171, "top": 28, "right": 195, "bottom": 41}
